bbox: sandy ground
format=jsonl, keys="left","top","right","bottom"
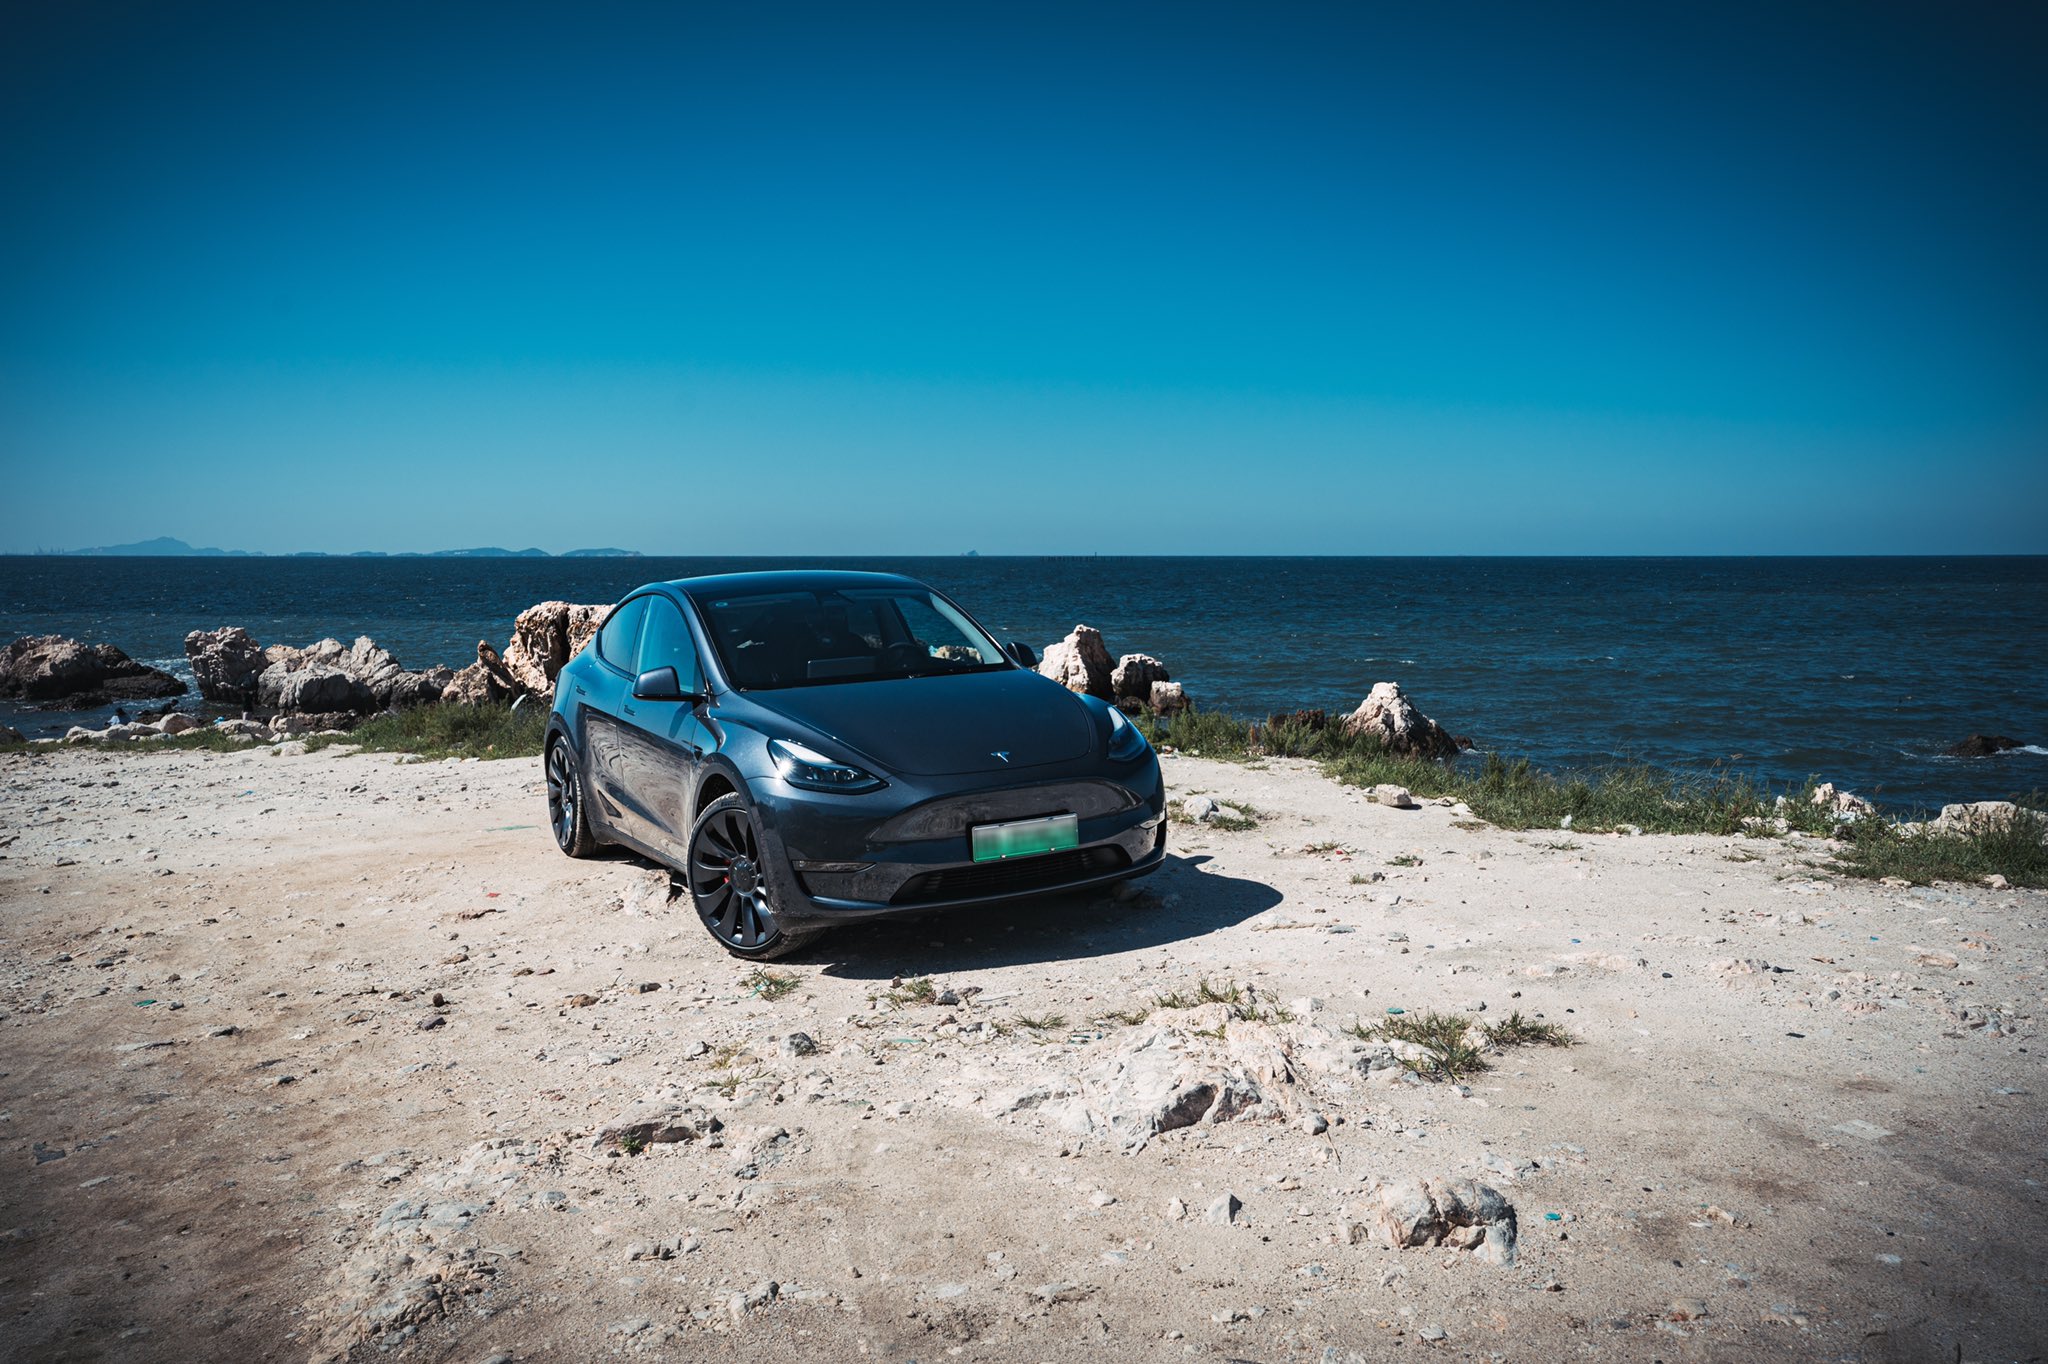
{"left": 1, "top": 741, "right": 2043, "bottom": 1364}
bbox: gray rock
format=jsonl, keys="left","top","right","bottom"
{"left": 1183, "top": 795, "right": 1220, "bottom": 822}
{"left": 780, "top": 1032, "right": 817, "bottom": 1058}
{"left": 727, "top": 1279, "right": 777, "bottom": 1318}
{"left": 1046, "top": 1025, "right": 1264, "bottom": 1152}
{"left": 1205, "top": 1192, "right": 1242, "bottom": 1225}
{"left": 184, "top": 627, "right": 268, "bottom": 705}
{"left": 1110, "top": 653, "right": 1170, "bottom": 704}
{"left": 592, "top": 1096, "right": 724, "bottom": 1150}
{"left": 1, "top": 634, "right": 183, "bottom": 705}
{"left": 1372, "top": 1177, "right": 1517, "bottom": 1265}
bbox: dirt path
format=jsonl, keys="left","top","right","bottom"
{"left": 1, "top": 742, "right": 2042, "bottom": 1362}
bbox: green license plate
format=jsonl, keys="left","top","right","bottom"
{"left": 971, "top": 813, "right": 1080, "bottom": 863}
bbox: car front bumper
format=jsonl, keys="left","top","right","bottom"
{"left": 751, "top": 760, "right": 1167, "bottom": 925}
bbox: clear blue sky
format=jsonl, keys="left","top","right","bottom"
{"left": 3, "top": 2, "right": 2043, "bottom": 554}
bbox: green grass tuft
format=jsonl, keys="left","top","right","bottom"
{"left": 304, "top": 703, "right": 546, "bottom": 761}
{"left": 1013, "top": 1012, "right": 1067, "bottom": 1031}
{"left": 1346, "top": 1008, "right": 1573, "bottom": 1083}
{"left": 1484, "top": 1011, "right": 1575, "bottom": 1048}
{"left": 1832, "top": 802, "right": 2048, "bottom": 889}
{"left": 742, "top": 967, "right": 799, "bottom": 1001}
{"left": 884, "top": 976, "right": 938, "bottom": 1007}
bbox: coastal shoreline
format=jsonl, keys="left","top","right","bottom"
{"left": 4, "top": 554, "right": 2043, "bottom": 807}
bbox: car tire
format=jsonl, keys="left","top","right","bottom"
{"left": 685, "top": 792, "right": 823, "bottom": 960}
{"left": 545, "top": 737, "right": 599, "bottom": 858}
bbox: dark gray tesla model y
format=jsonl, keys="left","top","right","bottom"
{"left": 544, "top": 571, "right": 1166, "bottom": 957}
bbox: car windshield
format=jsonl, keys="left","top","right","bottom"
{"left": 694, "top": 586, "right": 1012, "bottom": 690}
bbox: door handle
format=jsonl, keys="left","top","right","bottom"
{"left": 574, "top": 684, "right": 587, "bottom": 696}
{"left": 622, "top": 704, "right": 637, "bottom": 717}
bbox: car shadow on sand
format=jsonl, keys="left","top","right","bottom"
{"left": 807, "top": 853, "right": 1286, "bottom": 979}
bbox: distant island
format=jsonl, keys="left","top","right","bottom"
{"left": 39, "top": 537, "right": 643, "bottom": 559}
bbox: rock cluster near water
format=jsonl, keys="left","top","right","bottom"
{"left": 183, "top": 627, "right": 451, "bottom": 719}
{"left": 0, "top": 635, "right": 184, "bottom": 707}
{"left": 177, "top": 601, "right": 609, "bottom": 721}
{"left": 1037, "top": 624, "right": 1188, "bottom": 715}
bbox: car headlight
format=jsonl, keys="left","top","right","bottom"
{"left": 768, "top": 738, "right": 884, "bottom": 793}
{"left": 1106, "top": 705, "right": 1149, "bottom": 761}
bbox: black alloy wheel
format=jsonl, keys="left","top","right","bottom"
{"left": 546, "top": 738, "right": 597, "bottom": 857}
{"left": 686, "top": 793, "right": 819, "bottom": 959}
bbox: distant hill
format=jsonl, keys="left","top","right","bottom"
{"left": 63, "top": 536, "right": 257, "bottom": 557}
{"left": 50, "top": 537, "right": 639, "bottom": 558}
{"left": 423, "top": 547, "right": 551, "bottom": 558}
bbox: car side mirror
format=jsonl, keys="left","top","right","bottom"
{"left": 1006, "top": 641, "right": 1039, "bottom": 668}
{"left": 633, "top": 666, "right": 700, "bottom": 702}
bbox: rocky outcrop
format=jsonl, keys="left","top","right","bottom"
{"left": 1037, "top": 627, "right": 1189, "bottom": 714}
{"left": 502, "top": 602, "right": 606, "bottom": 700}
{"left": 190, "top": 630, "right": 446, "bottom": 716}
{"left": 1373, "top": 1177, "right": 1518, "bottom": 1265}
{"left": 1930, "top": 801, "right": 2041, "bottom": 837}
{"left": 261, "top": 661, "right": 373, "bottom": 714}
{"left": 1, "top": 724, "right": 24, "bottom": 744}
{"left": 1809, "top": 782, "right": 1877, "bottom": 820}
{"left": 442, "top": 641, "right": 518, "bottom": 706}
{"left": 1110, "top": 653, "right": 1170, "bottom": 705}
{"left": 1945, "top": 734, "right": 2026, "bottom": 758}
{"left": 1037, "top": 625, "right": 1114, "bottom": 700}
{"left": 183, "top": 626, "right": 267, "bottom": 705}
{"left": 1342, "top": 682, "right": 1460, "bottom": 759}
{"left": 388, "top": 666, "right": 454, "bottom": 708}
{"left": 0, "top": 635, "right": 184, "bottom": 706}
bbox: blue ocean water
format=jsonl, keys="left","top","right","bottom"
{"left": 2, "top": 555, "right": 2043, "bottom": 811}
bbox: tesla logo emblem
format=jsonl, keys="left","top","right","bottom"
{"left": 992, "top": 751, "right": 1011, "bottom": 763}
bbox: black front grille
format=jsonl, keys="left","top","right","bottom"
{"left": 891, "top": 845, "right": 1131, "bottom": 906}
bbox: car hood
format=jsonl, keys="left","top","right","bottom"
{"left": 743, "top": 669, "right": 1099, "bottom": 776}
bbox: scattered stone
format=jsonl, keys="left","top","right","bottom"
{"left": 1183, "top": 795, "right": 1220, "bottom": 823}
{"left": 780, "top": 1032, "right": 818, "bottom": 1058}
{"left": 725, "top": 1279, "right": 778, "bottom": 1318}
{"left": 592, "top": 1096, "right": 724, "bottom": 1150}
{"left": 1830, "top": 1119, "right": 1893, "bottom": 1142}
{"left": 1371, "top": 1178, "right": 1517, "bottom": 1265}
{"left": 1164, "top": 1197, "right": 1188, "bottom": 1222}
{"left": 1370, "top": 784, "right": 1418, "bottom": 809}
{"left": 1205, "top": 1192, "right": 1242, "bottom": 1226}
